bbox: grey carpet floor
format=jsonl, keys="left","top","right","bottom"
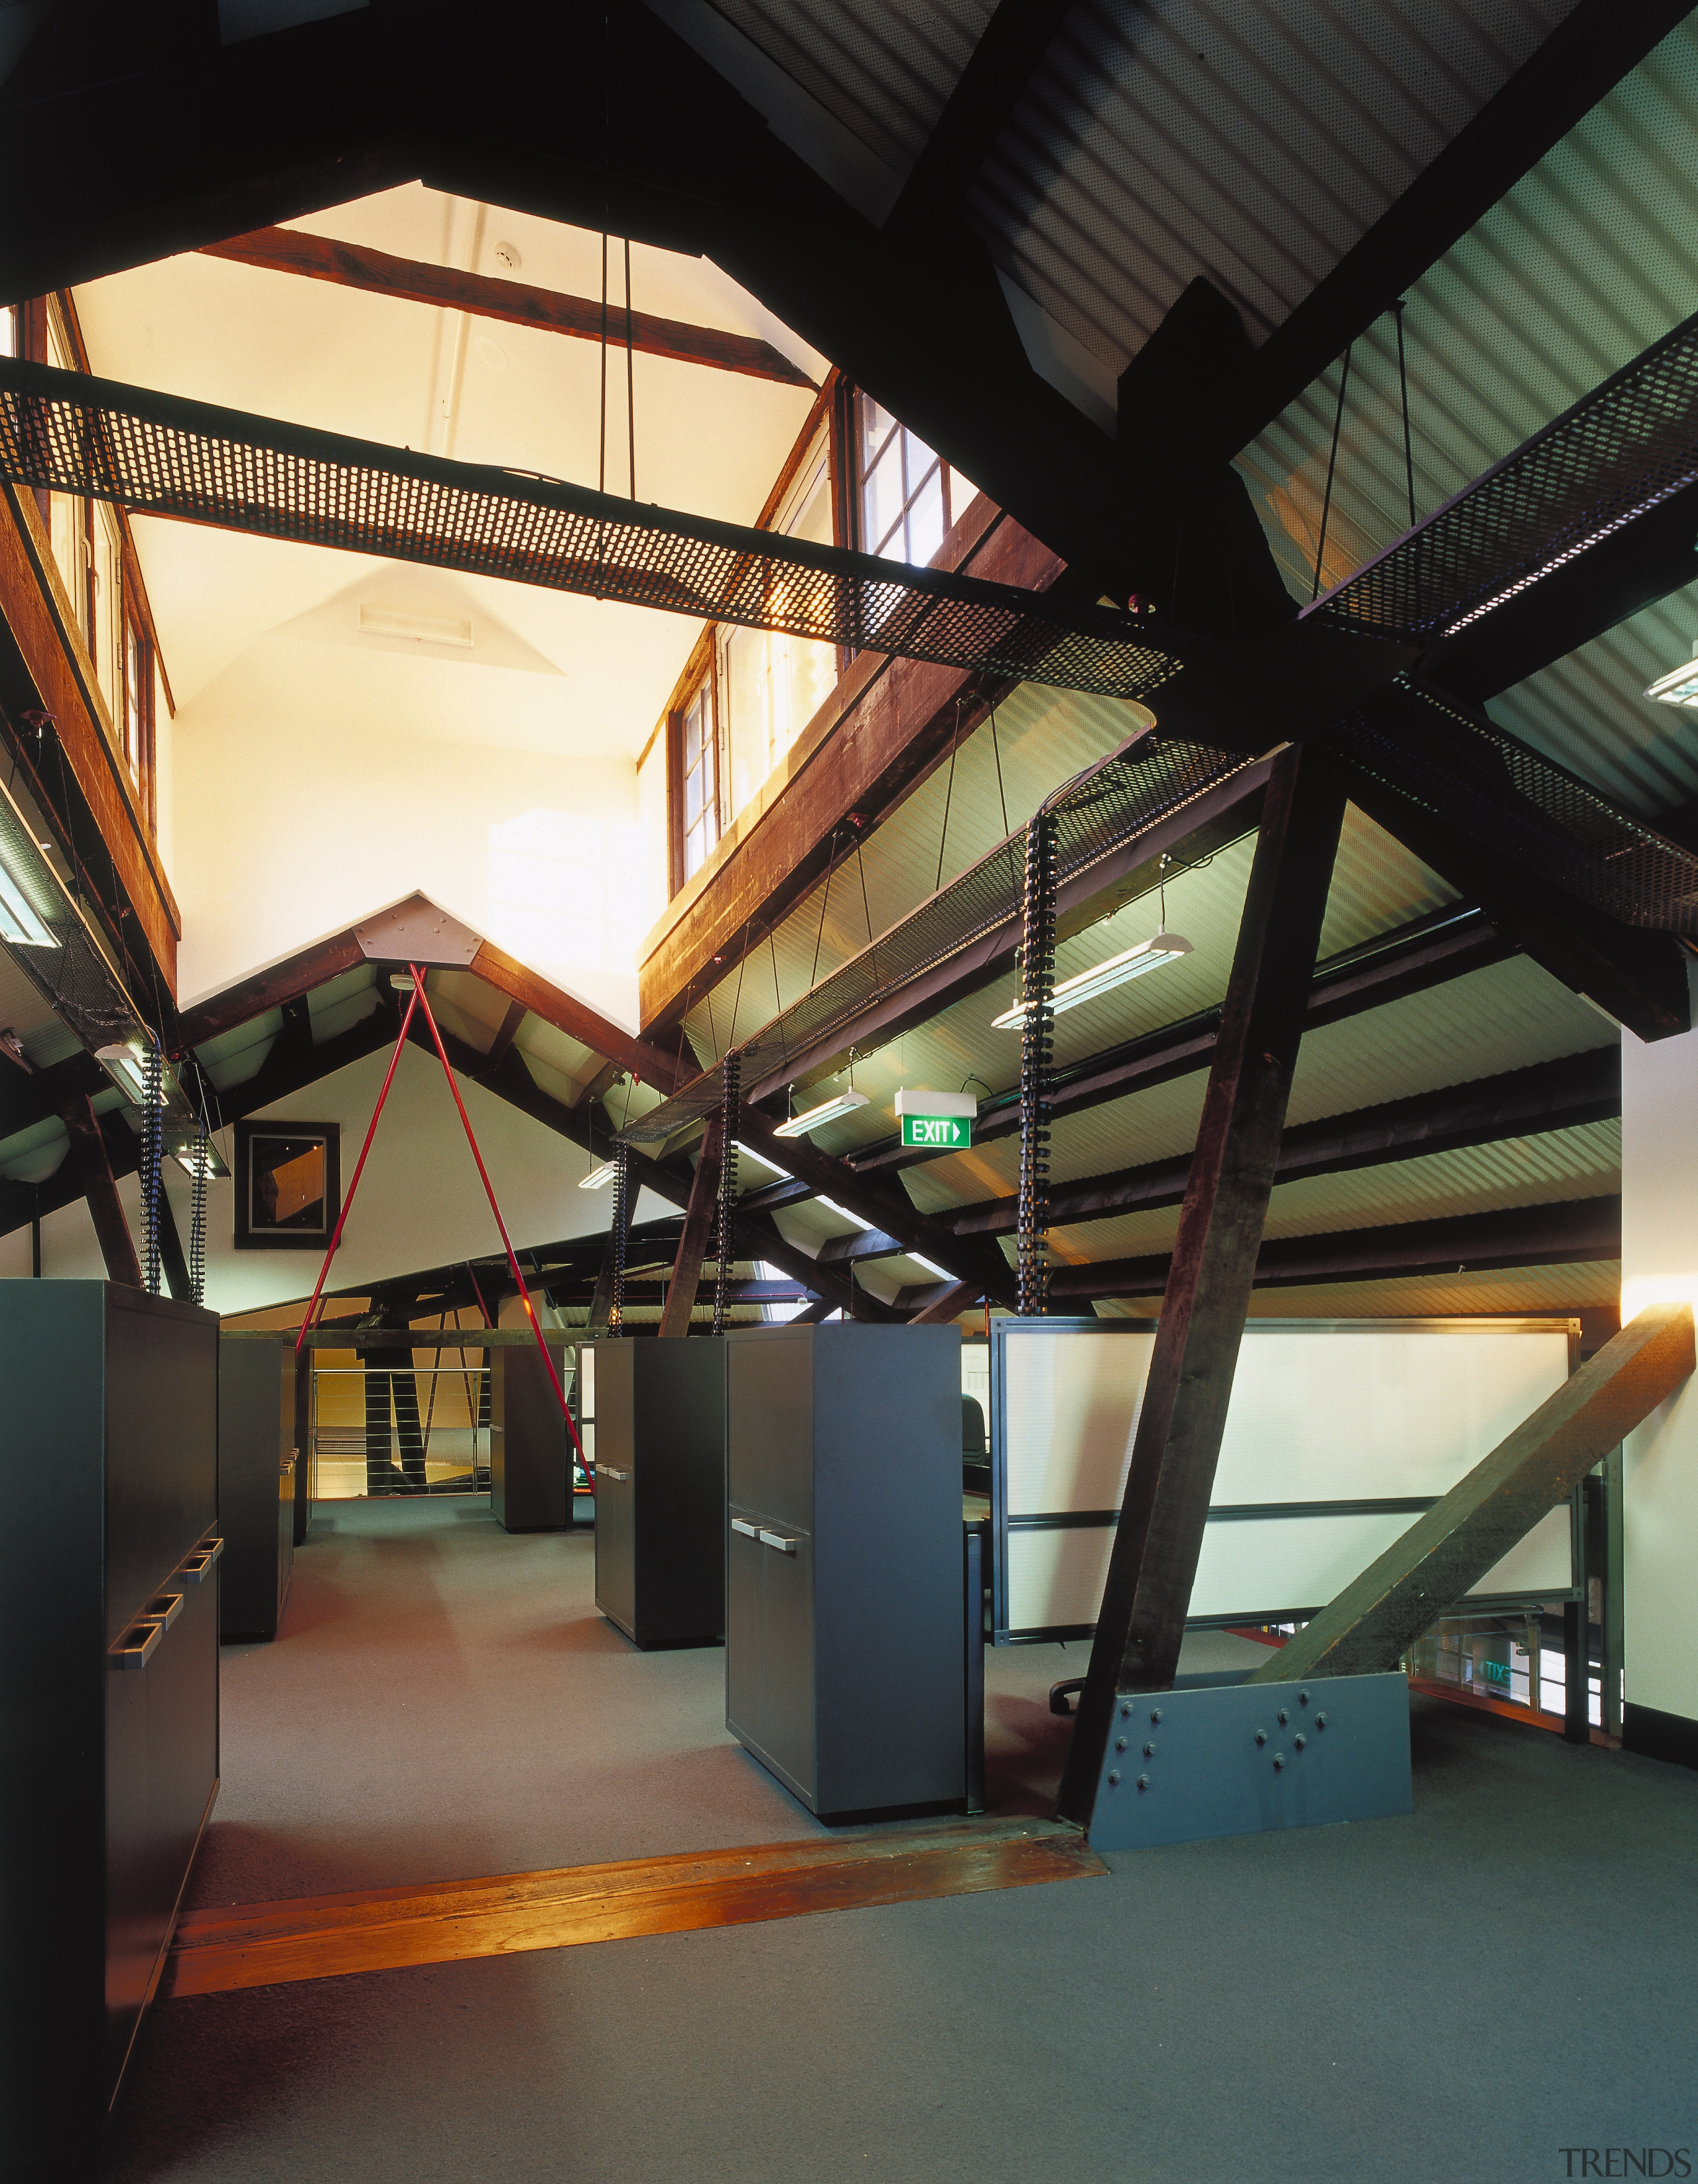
{"left": 99, "top": 1495, "right": 1698, "bottom": 2184}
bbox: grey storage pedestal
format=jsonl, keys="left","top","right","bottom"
{"left": 218, "top": 1333, "right": 296, "bottom": 1641}
{"left": 491, "top": 1341, "right": 570, "bottom": 1531}
{"left": 1, "top": 1280, "right": 220, "bottom": 2177}
{"left": 724, "top": 1323, "right": 965, "bottom": 1820}
{"left": 593, "top": 1337, "right": 726, "bottom": 1649}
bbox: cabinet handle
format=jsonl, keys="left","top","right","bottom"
{"left": 759, "top": 1531, "right": 797, "bottom": 1554}
{"left": 145, "top": 1592, "right": 185, "bottom": 1631}
{"left": 599, "top": 1466, "right": 629, "bottom": 1481}
{"left": 730, "top": 1518, "right": 759, "bottom": 1538}
{"left": 111, "top": 1619, "right": 163, "bottom": 1670}
{"left": 179, "top": 1537, "right": 223, "bottom": 1584}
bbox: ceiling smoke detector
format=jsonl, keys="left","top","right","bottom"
{"left": 492, "top": 241, "right": 522, "bottom": 274}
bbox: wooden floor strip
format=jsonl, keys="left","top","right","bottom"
{"left": 163, "top": 1820, "right": 1106, "bottom": 1997}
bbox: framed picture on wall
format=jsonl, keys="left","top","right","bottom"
{"left": 233, "top": 1121, "right": 342, "bottom": 1251}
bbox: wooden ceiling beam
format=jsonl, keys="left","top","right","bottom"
{"left": 1049, "top": 1194, "right": 1622, "bottom": 1302}
{"left": 198, "top": 226, "right": 816, "bottom": 390}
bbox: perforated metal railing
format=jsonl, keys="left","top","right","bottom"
{"left": 1335, "top": 679, "right": 1698, "bottom": 935}
{"left": 0, "top": 357, "right": 1185, "bottom": 703}
{"left": 1313, "top": 305, "right": 1698, "bottom": 641}
{"left": 618, "top": 730, "right": 1254, "bottom": 1143}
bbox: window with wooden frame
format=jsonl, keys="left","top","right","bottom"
{"left": 672, "top": 667, "right": 722, "bottom": 888}
{"left": 854, "top": 391, "right": 976, "bottom": 567}
{"left": 122, "top": 600, "right": 155, "bottom": 821}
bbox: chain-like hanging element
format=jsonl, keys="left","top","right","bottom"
{"left": 609, "top": 1144, "right": 631, "bottom": 1335}
{"left": 188, "top": 1107, "right": 209, "bottom": 1306}
{"left": 714, "top": 1054, "right": 739, "bottom": 1335}
{"left": 1017, "top": 811, "right": 1057, "bottom": 1317}
{"left": 141, "top": 1036, "right": 163, "bottom": 1295}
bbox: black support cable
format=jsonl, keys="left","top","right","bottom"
{"left": 1393, "top": 299, "right": 1417, "bottom": 531}
{"left": 714, "top": 1054, "right": 738, "bottom": 1335}
{"left": 1017, "top": 812, "right": 1057, "bottom": 1318}
{"left": 1312, "top": 343, "right": 1354, "bottom": 601}
{"left": 609, "top": 1146, "right": 630, "bottom": 1335}
{"left": 141, "top": 1035, "right": 162, "bottom": 1295}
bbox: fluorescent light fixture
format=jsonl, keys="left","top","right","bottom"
{"left": 94, "top": 1043, "right": 154, "bottom": 1104}
{"left": 173, "top": 1144, "right": 230, "bottom": 1182}
{"left": 0, "top": 862, "right": 52, "bottom": 947}
{"left": 578, "top": 1162, "right": 620, "bottom": 1190}
{"left": 772, "top": 1089, "right": 869, "bottom": 1138}
{"left": 813, "top": 1195, "right": 870, "bottom": 1230}
{"left": 1644, "top": 647, "right": 1698, "bottom": 707}
{"left": 992, "top": 930, "right": 1193, "bottom": 1028}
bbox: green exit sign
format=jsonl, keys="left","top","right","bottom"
{"left": 901, "top": 1113, "right": 973, "bottom": 1149}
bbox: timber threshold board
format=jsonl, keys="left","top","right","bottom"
{"left": 163, "top": 1820, "right": 1106, "bottom": 1997}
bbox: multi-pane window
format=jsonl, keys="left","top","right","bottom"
{"left": 717, "top": 425, "right": 838, "bottom": 824}
{"left": 856, "top": 393, "right": 976, "bottom": 567}
{"left": 679, "top": 676, "right": 720, "bottom": 882}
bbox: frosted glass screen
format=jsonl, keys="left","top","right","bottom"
{"left": 1003, "top": 1329, "right": 1157, "bottom": 1515}
{"left": 996, "top": 1320, "right": 1575, "bottom": 1637}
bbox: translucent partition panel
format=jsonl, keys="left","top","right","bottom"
{"left": 992, "top": 1318, "right": 1577, "bottom": 1641}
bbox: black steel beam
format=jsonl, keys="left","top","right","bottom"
{"left": 1049, "top": 1193, "right": 1622, "bottom": 1301}
{"left": 951, "top": 1046, "right": 1620, "bottom": 1239}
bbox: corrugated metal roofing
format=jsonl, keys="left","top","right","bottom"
{"left": 1239, "top": 17, "right": 1698, "bottom": 656}
{"left": 682, "top": 680, "right": 1150, "bottom": 1064}
{"left": 708, "top": 0, "right": 993, "bottom": 174}
{"left": 901, "top": 947, "right": 1609, "bottom": 1219}
{"left": 1487, "top": 580, "right": 1698, "bottom": 819}
{"left": 970, "top": 0, "right": 1575, "bottom": 368}
{"left": 1049, "top": 1116, "right": 1618, "bottom": 1264}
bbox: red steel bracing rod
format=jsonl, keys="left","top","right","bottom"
{"left": 294, "top": 985, "right": 420, "bottom": 1356}
{"left": 408, "top": 967, "right": 590, "bottom": 1474}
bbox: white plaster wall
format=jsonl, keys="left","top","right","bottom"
{"left": 0, "top": 1044, "right": 673, "bottom": 1313}
{"left": 635, "top": 733, "right": 670, "bottom": 932}
{"left": 171, "top": 662, "right": 644, "bottom": 1029}
{"left": 1621, "top": 972, "right": 1698, "bottom": 1729}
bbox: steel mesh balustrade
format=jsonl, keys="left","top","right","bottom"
{"left": 1335, "top": 679, "right": 1698, "bottom": 933}
{"left": 1313, "top": 305, "right": 1698, "bottom": 641}
{"left": 0, "top": 357, "right": 1185, "bottom": 704}
{"left": 619, "top": 731, "right": 1254, "bottom": 1144}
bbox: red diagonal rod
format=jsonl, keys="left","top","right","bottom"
{"left": 294, "top": 985, "right": 419, "bottom": 1355}
{"left": 409, "top": 967, "right": 588, "bottom": 1473}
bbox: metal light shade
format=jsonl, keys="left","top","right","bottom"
{"left": 992, "top": 930, "right": 1193, "bottom": 1028}
{"left": 772, "top": 1089, "right": 870, "bottom": 1138}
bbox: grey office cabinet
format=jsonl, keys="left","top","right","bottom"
{"left": 0, "top": 1280, "right": 220, "bottom": 2176}
{"left": 593, "top": 1337, "right": 726, "bottom": 1648}
{"left": 218, "top": 1333, "right": 296, "bottom": 1641}
{"left": 491, "top": 1341, "right": 570, "bottom": 1531}
{"left": 724, "top": 1323, "right": 965, "bottom": 1820}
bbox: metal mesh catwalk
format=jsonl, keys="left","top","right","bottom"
{"left": 1336, "top": 679, "right": 1698, "bottom": 935}
{"left": 1313, "top": 306, "right": 1698, "bottom": 641}
{"left": 0, "top": 358, "right": 1183, "bottom": 703}
{"left": 618, "top": 731, "right": 1255, "bottom": 1144}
